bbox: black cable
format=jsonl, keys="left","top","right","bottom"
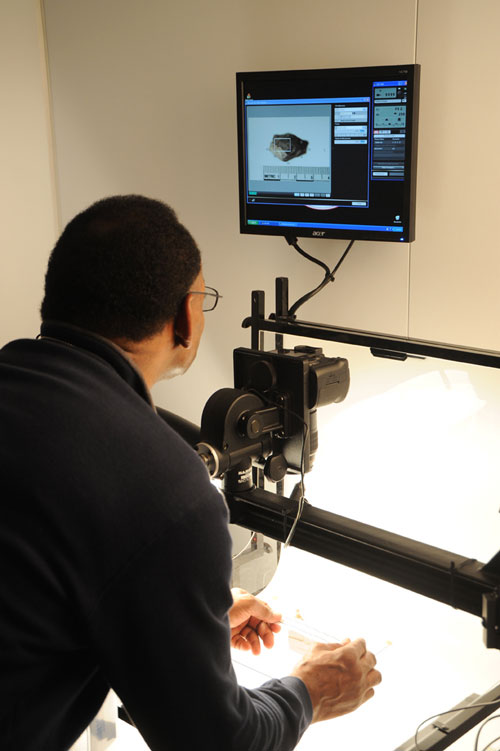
{"left": 285, "top": 236, "right": 355, "bottom": 317}
{"left": 331, "top": 238, "right": 356, "bottom": 277}
{"left": 286, "top": 235, "right": 331, "bottom": 276}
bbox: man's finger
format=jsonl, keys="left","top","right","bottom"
{"left": 368, "top": 669, "right": 382, "bottom": 687}
{"left": 364, "top": 650, "right": 377, "bottom": 670}
{"left": 244, "top": 628, "right": 262, "bottom": 655}
{"left": 256, "top": 621, "right": 277, "bottom": 649}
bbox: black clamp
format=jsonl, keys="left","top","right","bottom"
{"left": 482, "top": 589, "right": 500, "bottom": 649}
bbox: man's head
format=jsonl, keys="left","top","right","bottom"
{"left": 41, "top": 195, "right": 201, "bottom": 342}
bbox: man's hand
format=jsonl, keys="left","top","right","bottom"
{"left": 229, "top": 588, "right": 282, "bottom": 655}
{"left": 291, "top": 638, "right": 381, "bottom": 723}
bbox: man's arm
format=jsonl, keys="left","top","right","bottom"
{"left": 86, "top": 478, "right": 312, "bottom": 751}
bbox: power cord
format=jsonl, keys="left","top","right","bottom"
{"left": 230, "top": 370, "right": 310, "bottom": 560}
{"left": 248, "top": 387, "right": 309, "bottom": 549}
{"left": 481, "top": 733, "right": 500, "bottom": 751}
{"left": 285, "top": 236, "right": 355, "bottom": 317}
{"left": 283, "top": 419, "right": 308, "bottom": 549}
{"left": 232, "top": 531, "right": 255, "bottom": 561}
{"left": 475, "top": 714, "right": 500, "bottom": 751}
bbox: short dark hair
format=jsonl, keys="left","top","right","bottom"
{"left": 40, "top": 195, "right": 201, "bottom": 341}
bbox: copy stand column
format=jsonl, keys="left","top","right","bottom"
{"left": 223, "top": 457, "right": 254, "bottom": 494}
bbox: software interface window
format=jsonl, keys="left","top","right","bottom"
{"left": 245, "top": 79, "right": 409, "bottom": 211}
{"left": 372, "top": 82, "right": 408, "bottom": 179}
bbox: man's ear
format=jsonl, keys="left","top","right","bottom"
{"left": 173, "top": 294, "right": 194, "bottom": 349}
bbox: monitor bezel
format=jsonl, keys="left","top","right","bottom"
{"left": 236, "top": 63, "right": 420, "bottom": 243}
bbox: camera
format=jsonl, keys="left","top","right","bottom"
{"left": 196, "top": 345, "right": 349, "bottom": 489}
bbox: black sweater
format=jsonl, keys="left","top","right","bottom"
{"left": 0, "top": 323, "right": 311, "bottom": 750}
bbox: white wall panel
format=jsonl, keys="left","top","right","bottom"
{"left": 42, "top": 0, "right": 418, "bottom": 421}
{"left": 0, "top": 0, "right": 58, "bottom": 343}
{"left": 411, "top": 0, "right": 500, "bottom": 350}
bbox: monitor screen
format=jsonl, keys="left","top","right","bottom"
{"left": 236, "top": 64, "right": 420, "bottom": 243}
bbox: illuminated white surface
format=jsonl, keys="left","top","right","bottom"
{"left": 301, "top": 342, "right": 500, "bottom": 561}
{"left": 114, "top": 721, "right": 149, "bottom": 751}
{"left": 233, "top": 547, "right": 500, "bottom": 751}
{"left": 230, "top": 344, "right": 500, "bottom": 751}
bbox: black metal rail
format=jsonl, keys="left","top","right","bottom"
{"left": 243, "top": 279, "right": 500, "bottom": 370}
{"left": 225, "top": 485, "right": 499, "bottom": 622}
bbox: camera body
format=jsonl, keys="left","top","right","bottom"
{"left": 196, "top": 345, "right": 349, "bottom": 487}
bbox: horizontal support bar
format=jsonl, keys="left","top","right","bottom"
{"left": 225, "top": 486, "right": 500, "bottom": 619}
{"left": 243, "top": 314, "right": 500, "bottom": 370}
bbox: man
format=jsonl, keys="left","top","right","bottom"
{"left": 0, "top": 195, "right": 381, "bottom": 750}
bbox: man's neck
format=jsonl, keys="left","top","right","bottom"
{"left": 111, "top": 322, "right": 180, "bottom": 389}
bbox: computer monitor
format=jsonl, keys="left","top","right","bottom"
{"left": 236, "top": 64, "right": 420, "bottom": 243}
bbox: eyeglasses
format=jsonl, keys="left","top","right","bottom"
{"left": 189, "top": 285, "right": 222, "bottom": 312}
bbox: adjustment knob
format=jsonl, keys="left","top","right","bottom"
{"left": 264, "top": 453, "right": 288, "bottom": 482}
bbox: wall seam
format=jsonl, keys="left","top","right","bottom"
{"left": 37, "top": 0, "right": 62, "bottom": 234}
{"left": 407, "top": 0, "right": 420, "bottom": 338}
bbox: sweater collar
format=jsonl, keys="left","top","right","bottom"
{"left": 39, "top": 321, "right": 153, "bottom": 406}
